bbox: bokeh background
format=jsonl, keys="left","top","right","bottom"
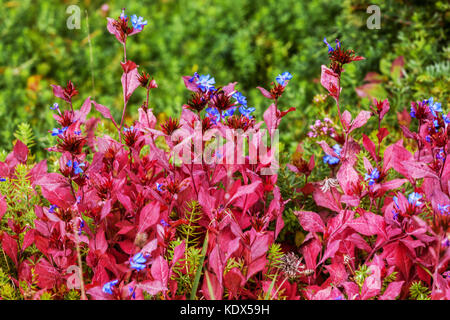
{"left": 0, "top": 0, "right": 448, "bottom": 160}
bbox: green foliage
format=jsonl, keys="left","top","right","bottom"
{"left": 0, "top": 163, "right": 41, "bottom": 229}
{"left": 14, "top": 122, "right": 36, "bottom": 150}
{"left": 177, "top": 200, "right": 203, "bottom": 248}
{"left": 266, "top": 243, "right": 283, "bottom": 278}
{"left": 0, "top": 267, "right": 20, "bottom": 300}
{"left": 2, "top": 0, "right": 447, "bottom": 160}
{"left": 409, "top": 281, "right": 431, "bottom": 300}
{"left": 354, "top": 264, "right": 371, "bottom": 289}
{"left": 381, "top": 271, "right": 398, "bottom": 294}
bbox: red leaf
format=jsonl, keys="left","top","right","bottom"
{"left": 361, "top": 265, "right": 381, "bottom": 300}
{"left": 0, "top": 195, "right": 7, "bottom": 222}
{"left": 349, "top": 210, "right": 386, "bottom": 237}
{"left": 2, "top": 232, "right": 18, "bottom": 266}
{"left": 121, "top": 62, "right": 140, "bottom": 103}
{"left": 336, "top": 160, "right": 360, "bottom": 195}
{"left": 295, "top": 211, "right": 325, "bottom": 233}
{"left": 138, "top": 201, "right": 160, "bottom": 233}
{"left": 34, "top": 173, "right": 75, "bottom": 209}
{"left": 224, "top": 268, "right": 245, "bottom": 298}
{"left": 139, "top": 280, "right": 167, "bottom": 296}
{"left": 13, "top": 140, "right": 28, "bottom": 164}
{"left": 320, "top": 65, "right": 340, "bottom": 96}
{"left": 22, "top": 229, "right": 36, "bottom": 252}
{"left": 319, "top": 240, "right": 341, "bottom": 265}
{"left": 106, "top": 17, "right": 124, "bottom": 44}
{"left": 35, "top": 259, "right": 60, "bottom": 289}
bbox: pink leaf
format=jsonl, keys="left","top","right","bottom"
{"left": 121, "top": 63, "right": 140, "bottom": 103}
{"left": 139, "top": 280, "right": 167, "bottom": 296}
{"left": 93, "top": 101, "right": 117, "bottom": 126}
{"left": 379, "top": 281, "right": 404, "bottom": 300}
{"left": 138, "top": 107, "right": 157, "bottom": 129}
{"left": 295, "top": 211, "right": 325, "bottom": 233}
{"left": 349, "top": 210, "right": 386, "bottom": 237}
{"left": 151, "top": 256, "right": 169, "bottom": 287}
{"left": 106, "top": 17, "right": 124, "bottom": 44}
{"left": 22, "top": 229, "right": 36, "bottom": 252}
{"left": 50, "top": 84, "right": 68, "bottom": 101}
{"left": 138, "top": 201, "right": 160, "bottom": 233}
{"left": 320, "top": 65, "right": 340, "bottom": 97}
{"left": 349, "top": 110, "right": 371, "bottom": 133}
{"left": 336, "top": 160, "right": 360, "bottom": 195}
{"left": 0, "top": 195, "right": 7, "bottom": 222}
{"left": 182, "top": 76, "right": 200, "bottom": 92}
{"left": 256, "top": 86, "right": 273, "bottom": 99}
{"left": 202, "top": 270, "right": 223, "bottom": 300}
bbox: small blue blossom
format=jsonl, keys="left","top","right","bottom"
{"left": 0, "top": 178, "right": 6, "bottom": 182}
{"left": 49, "top": 204, "right": 58, "bottom": 213}
{"left": 222, "top": 107, "right": 236, "bottom": 117}
{"left": 123, "top": 126, "right": 134, "bottom": 133}
{"left": 50, "top": 103, "right": 59, "bottom": 110}
{"left": 393, "top": 196, "right": 399, "bottom": 208}
{"left": 409, "top": 107, "right": 416, "bottom": 118}
{"left": 438, "top": 204, "right": 450, "bottom": 216}
{"left": 323, "top": 37, "right": 334, "bottom": 53}
{"left": 156, "top": 183, "right": 164, "bottom": 192}
{"left": 160, "top": 219, "right": 170, "bottom": 227}
{"left": 426, "top": 97, "right": 442, "bottom": 117}
{"left": 102, "top": 280, "right": 118, "bottom": 295}
{"left": 365, "top": 168, "right": 380, "bottom": 186}
{"left": 130, "top": 252, "right": 147, "bottom": 271}
{"left": 128, "top": 287, "right": 136, "bottom": 299}
{"left": 131, "top": 15, "right": 147, "bottom": 31}
{"left": 275, "top": 72, "right": 293, "bottom": 86}
{"left": 67, "top": 160, "right": 86, "bottom": 175}
{"left": 232, "top": 92, "right": 247, "bottom": 106}
{"left": 239, "top": 106, "right": 255, "bottom": 118}
{"left": 74, "top": 130, "right": 82, "bottom": 135}
{"left": 78, "top": 218, "right": 85, "bottom": 236}
{"left": 51, "top": 127, "right": 68, "bottom": 136}
{"left": 323, "top": 144, "right": 341, "bottom": 165}
{"left": 425, "top": 136, "right": 431, "bottom": 143}
{"left": 408, "top": 192, "right": 422, "bottom": 206}
{"left": 442, "top": 238, "right": 450, "bottom": 248}
{"left": 334, "top": 295, "right": 343, "bottom": 300}
{"left": 443, "top": 115, "right": 450, "bottom": 125}
{"left": 119, "top": 8, "right": 127, "bottom": 20}
{"left": 206, "top": 107, "right": 220, "bottom": 124}
{"left": 189, "top": 72, "right": 199, "bottom": 83}
{"left": 197, "top": 74, "right": 215, "bottom": 92}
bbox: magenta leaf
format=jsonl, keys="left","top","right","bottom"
{"left": 295, "top": 211, "right": 325, "bottom": 233}
{"left": 256, "top": 86, "right": 273, "bottom": 99}
{"left": 2, "top": 232, "right": 18, "bottom": 266}
{"left": 138, "top": 201, "right": 160, "bottom": 233}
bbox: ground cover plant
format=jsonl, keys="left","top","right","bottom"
{"left": 0, "top": 8, "right": 448, "bottom": 300}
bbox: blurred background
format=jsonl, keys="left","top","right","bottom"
{"left": 0, "top": 0, "right": 448, "bottom": 160}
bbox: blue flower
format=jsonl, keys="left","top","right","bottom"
{"left": 438, "top": 204, "right": 450, "bottom": 216}
{"left": 232, "top": 92, "right": 247, "bottom": 106}
{"left": 222, "top": 107, "right": 236, "bottom": 117}
{"left": 156, "top": 183, "right": 164, "bottom": 192}
{"left": 276, "top": 72, "right": 293, "bottom": 86}
{"left": 49, "top": 204, "right": 58, "bottom": 213}
{"left": 131, "top": 15, "right": 147, "bottom": 31}
{"left": 130, "top": 252, "right": 147, "bottom": 271}
{"left": 119, "top": 9, "right": 127, "bottom": 20}
{"left": 128, "top": 287, "right": 136, "bottom": 299}
{"left": 123, "top": 126, "right": 134, "bottom": 133}
{"left": 408, "top": 192, "right": 422, "bottom": 206}
{"left": 189, "top": 72, "right": 199, "bottom": 82}
{"left": 323, "top": 37, "right": 334, "bottom": 53}
{"left": 239, "top": 106, "right": 255, "bottom": 118}
{"left": 365, "top": 168, "right": 380, "bottom": 186}
{"left": 426, "top": 97, "right": 442, "bottom": 117}
{"left": 67, "top": 160, "right": 85, "bottom": 175}
{"left": 51, "top": 127, "right": 68, "bottom": 136}
{"left": 102, "top": 280, "right": 118, "bottom": 295}
{"left": 50, "top": 103, "right": 59, "bottom": 110}
{"left": 409, "top": 106, "right": 416, "bottom": 118}
{"left": 78, "top": 219, "right": 85, "bottom": 236}
{"left": 0, "top": 178, "right": 6, "bottom": 182}
{"left": 197, "top": 74, "right": 215, "bottom": 92}
{"left": 323, "top": 144, "right": 341, "bottom": 165}
{"left": 206, "top": 107, "right": 220, "bottom": 124}
{"left": 160, "top": 219, "right": 170, "bottom": 227}
{"left": 443, "top": 114, "right": 450, "bottom": 124}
